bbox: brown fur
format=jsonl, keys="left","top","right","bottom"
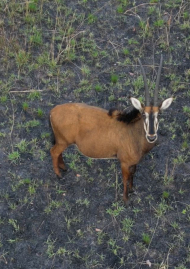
{"left": 50, "top": 103, "right": 155, "bottom": 203}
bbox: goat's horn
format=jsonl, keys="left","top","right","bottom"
{"left": 154, "top": 54, "right": 163, "bottom": 106}
{"left": 138, "top": 58, "right": 150, "bottom": 106}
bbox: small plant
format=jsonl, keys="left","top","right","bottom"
{"left": 117, "top": 5, "right": 124, "bottom": 13}
{"left": 108, "top": 238, "right": 121, "bottom": 255}
{"left": 171, "top": 221, "right": 179, "bottom": 229}
{"left": 183, "top": 106, "right": 190, "bottom": 115}
{"left": 108, "top": 94, "right": 115, "bottom": 101}
{"left": 9, "top": 219, "right": 20, "bottom": 232}
{"left": 76, "top": 198, "right": 90, "bottom": 207}
{"left": 15, "top": 139, "right": 28, "bottom": 153}
{"left": 179, "top": 188, "right": 185, "bottom": 195}
{"left": 0, "top": 132, "right": 5, "bottom": 138}
{"left": 37, "top": 108, "right": 43, "bottom": 117}
{"left": 132, "top": 207, "right": 141, "bottom": 216}
{"left": 106, "top": 202, "right": 124, "bottom": 217}
{"left": 28, "top": 182, "right": 37, "bottom": 195}
{"left": 87, "top": 14, "right": 97, "bottom": 24}
{"left": 123, "top": 48, "right": 129, "bottom": 56}
{"left": 8, "top": 151, "right": 20, "bottom": 164}
{"left": 9, "top": 202, "right": 17, "bottom": 210}
{"left": 56, "top": 247, "right": 68, "bottom": 257}
{"left": 24, "top": 120, "right": 40, "bottom": 131}
{"left": 30, "top": 29, "right": 42, "bottom": 45}
{"left": 162, "top": 191, "right": 169, "bottom": 199}
{"left": 121, "top": 217, "right": 134, "bottom": 234}
{"left": 154, "top": 199, "right": 170, "bottom": 217}
{"left": 173, "top": 155, "right": 187, "bottom": 165}
{"left": 94, "top": 84, "right": 102, "bottom": 92}
{"left": 28, "top": 0, "right": 38, "bottom": 12}
{"left": 97, "top": 231, "right": 107, "bottom": 245}
{"left": 46, "top": 236, "right": 56, "bottom": 258}
{"left": 28, "top": 91, "right": 41, "bottom": 100}
{"left": 128, "top": 38, "right": 139, "bottom": 45}
{"left": 163, "top": 174, "right": 174, "bottom": 185}
{"left": 148, "top": 5, "right": 157, "bottom": 15}
{"left": 180, "top": 22, "right": 190, "bottom": 31}
{"left": 0, "top": 96, "right": 7, "bottom": 103}
{"left": 183, "top": 11, "right": 189, "bottom": 20}
{"left": 132, "top": 75, "right": 144, "bottom": 95}
{"left": 7, "top": 238, "right": 19, "bottom": 244}
{"left": 185, "top": 69, "right": 190, "bottom": 77}
{"left": 81, "top": 65, "right": 91, "bottom": 77}
{"left": 15, "top": 50, "right": 30, "bottom": 76}
{"left": 44, "top": 200, "right": 63, "bottom": 214}
{"left": 142, "top": 233, "right": 151, "bottom": 245}
{"left": 111, "top": 74, "right": 119, "bottom": 83}
{"left": 86, "top": 158, "right": 93, "bottom": 167}
{"left": 117, "top": 0, "right": 128, "bottom": 12}
{"left": 154, "top": 19, "right": 164, "bottom": 27}
{"left": 22, "top": 102, "right": 29, "bottom": 111}
{"left": 181, "top": 140, "right": 188, "bottom": 150}
{"left": 174, "top": 264, "right": 187, "bottom": 269}
{"left": 41, "top": 132, "right": 50, "bottom": 139}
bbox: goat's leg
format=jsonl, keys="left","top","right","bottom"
{"left": 58, "top": 154, "right": 67, "bottom": 171}
{"left": 50, "top": 143, "right": 67, "bottom": 177}
{"left": 121, "top": 162, "right": 131, "bottom": 203}
{"left": 129, "top": 165, "right": 136, "bottom": 193}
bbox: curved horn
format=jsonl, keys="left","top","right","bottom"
{"left": 138, "top": 58, "right": 150, "bottom": 106}
{"left": 154, "top": 54, "right": 163, "bottom": 106}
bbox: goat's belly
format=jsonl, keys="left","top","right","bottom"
{"left": 76, "top": 146, "right": 117, "bottom": 159}
{"left": 75, "top": 141, "right": 117, "bottom": 159}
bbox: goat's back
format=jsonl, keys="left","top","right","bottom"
{"left": 50, "top": 103, "right": 129, "bottom": 158}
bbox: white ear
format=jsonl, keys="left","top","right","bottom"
{"left": 160, "top": 97, "right": 173, "bottom": 111}
{"left": 130, "top": 97, "right": 143, "bottom": 113}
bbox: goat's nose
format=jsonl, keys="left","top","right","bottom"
{"left": 147, "top": 135, "right": 157, "bottom": 142}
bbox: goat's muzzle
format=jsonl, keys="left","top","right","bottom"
{"left": 146, "top": 134, "right": 157, "bottom": 143}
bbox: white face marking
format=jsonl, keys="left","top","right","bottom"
{"left": 143, "top": 111, "right": 158, "bottom": 143}
{"left": 154, "top": 112, "right": 159, "bottom": 132}
{"left": 143, "top": 112, "right": 149, "bottom": 135}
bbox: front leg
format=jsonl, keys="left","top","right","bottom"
{"left": 129, "top": 165, "right": 136, "bottom": 193}
{"left": 121, "top": 162, "right": 131, "bottom": 204}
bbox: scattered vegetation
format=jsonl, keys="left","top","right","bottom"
{"left": 0, "top": 0, "right": 189, "bottom": 268}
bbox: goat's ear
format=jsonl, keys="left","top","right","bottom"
{"left": 160, "top": 97, "right": 173, "bottom": 111}
{"left": 130, "top": 97, "right": 143, "bottom": 113}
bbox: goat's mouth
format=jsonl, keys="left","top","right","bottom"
{"left": 146, "top": 134, "right": 157, "bottom": 143}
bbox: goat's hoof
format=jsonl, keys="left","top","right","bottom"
{"left": 123, "top": 197, "right": 129, "bottom": 206}
{"left": 62, "top": 168, "right": 68, "bottom": 172}
{"left": 129, "top": 187, "right": 135, "bottom": 193}
{"left": 56, "top": 173, "right": 62, "bottom": 179}
{"left": 59, "top": 164, "right": 67, "bottom": 171}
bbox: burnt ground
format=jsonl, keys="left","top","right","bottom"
{"left": 0, "top": 0, "right": 190, "bottom": 268}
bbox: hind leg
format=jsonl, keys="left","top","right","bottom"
{"left": 58, "top": 154, "right": 67, "bottom": 171}
{"left": 50, "top": 143, "right": 68, "bottom": 177}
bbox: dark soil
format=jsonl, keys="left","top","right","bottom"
{"left": 0, "top": 0, "right": 190, "bottom": 268}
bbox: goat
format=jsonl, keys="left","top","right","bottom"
{"left": 50, "top": 55, "right": 173, "bottom": 203}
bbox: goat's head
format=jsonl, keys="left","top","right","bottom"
{"left": 130, "top": 55, "right": 173, "bottom": 143}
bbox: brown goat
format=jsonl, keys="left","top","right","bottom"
{"left": 50, "top": 56, "right": 173, "bottom": 203}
